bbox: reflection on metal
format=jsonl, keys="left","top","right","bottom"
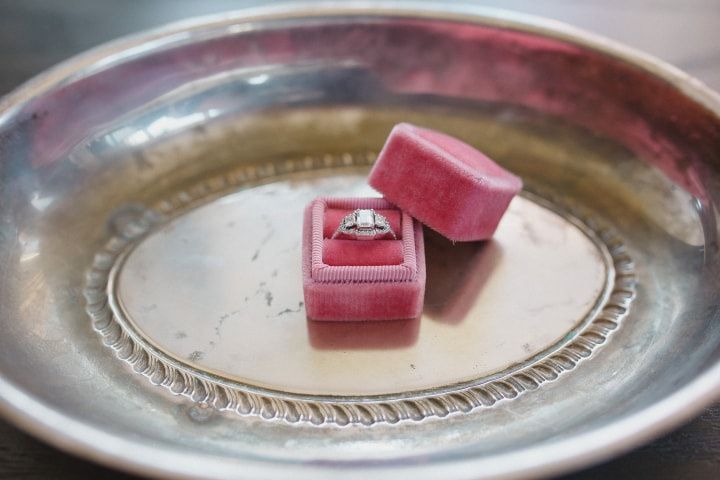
{"left": 97, "top": 62, "right": 369, "bottom": 151}
{"left": 123, "top": 112, "right": 217, "bottom": 147}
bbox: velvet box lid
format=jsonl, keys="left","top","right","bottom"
{"left": 368, "top": 123, "right": 523, "bottom": 242}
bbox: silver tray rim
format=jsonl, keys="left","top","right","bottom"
{"left": 1, "top": 2, "right": 720, "bottom": 479}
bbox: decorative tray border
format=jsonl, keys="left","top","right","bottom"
{"left": 84, "top": 152, "right": 636, "bottom": 426}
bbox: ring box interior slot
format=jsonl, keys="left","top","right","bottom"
{"left": 302, "top": 197, "right": 426, "bottom": 321}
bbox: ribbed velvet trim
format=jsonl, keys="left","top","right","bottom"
{"left": 310, "top": 197, "right": 418, "bottom": 283}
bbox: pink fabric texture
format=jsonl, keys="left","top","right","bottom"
{"left": 303, "top": 197, "right": 426, "bottom": 321}
{"left": 369, "top": 123, "right": 523, "bottom": 242}
{"left": 323, "top": 239, "right": 405, "bottom": 266}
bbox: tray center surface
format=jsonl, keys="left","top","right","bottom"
{"left": 111, "top": 172, "right": 608, "bottom": 396}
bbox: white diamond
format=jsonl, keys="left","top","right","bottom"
{"left": 355, "top": 209, "right": 375, "bottom": 229}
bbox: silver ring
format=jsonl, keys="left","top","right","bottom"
{"left": 331, "top": 209, "right": 397, "bottom": 240}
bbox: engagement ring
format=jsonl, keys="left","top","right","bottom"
{"left": 331, "top": 209, "right": 397, "bottom": 240}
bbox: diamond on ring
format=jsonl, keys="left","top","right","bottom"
{"left": 331, "top": 209, "right": 397, "bottom": 240}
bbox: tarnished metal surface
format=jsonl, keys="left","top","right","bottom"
{"left": 88, "top": 171, "right": 622, "bottom": 423}
{"left": 1, "top": 3, "right": 720, "bottom": 479}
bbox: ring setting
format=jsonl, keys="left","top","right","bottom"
{"left": 331, "top": 209, "right": 397, "bottom": 240}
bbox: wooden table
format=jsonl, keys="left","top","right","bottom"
{"left": 1, "top": 1, "right": 718, "bottom": 478}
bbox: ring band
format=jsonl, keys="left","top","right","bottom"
{"left": 331, "top": 209, "right": 397, "bottom": 240}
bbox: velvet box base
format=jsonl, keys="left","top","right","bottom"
{"left": 302, "top": 197, "right": 426, "bottom": 321}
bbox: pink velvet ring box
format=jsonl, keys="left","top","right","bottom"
{"left": 302, "top": 197, "right": 426, "bottom": 321}
{"left": 369, "top": 123, "right": 523, "bottom": 242}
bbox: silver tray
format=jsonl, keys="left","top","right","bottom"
{"left": 1, "top": 3, "right": 719, "bottom": 479}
